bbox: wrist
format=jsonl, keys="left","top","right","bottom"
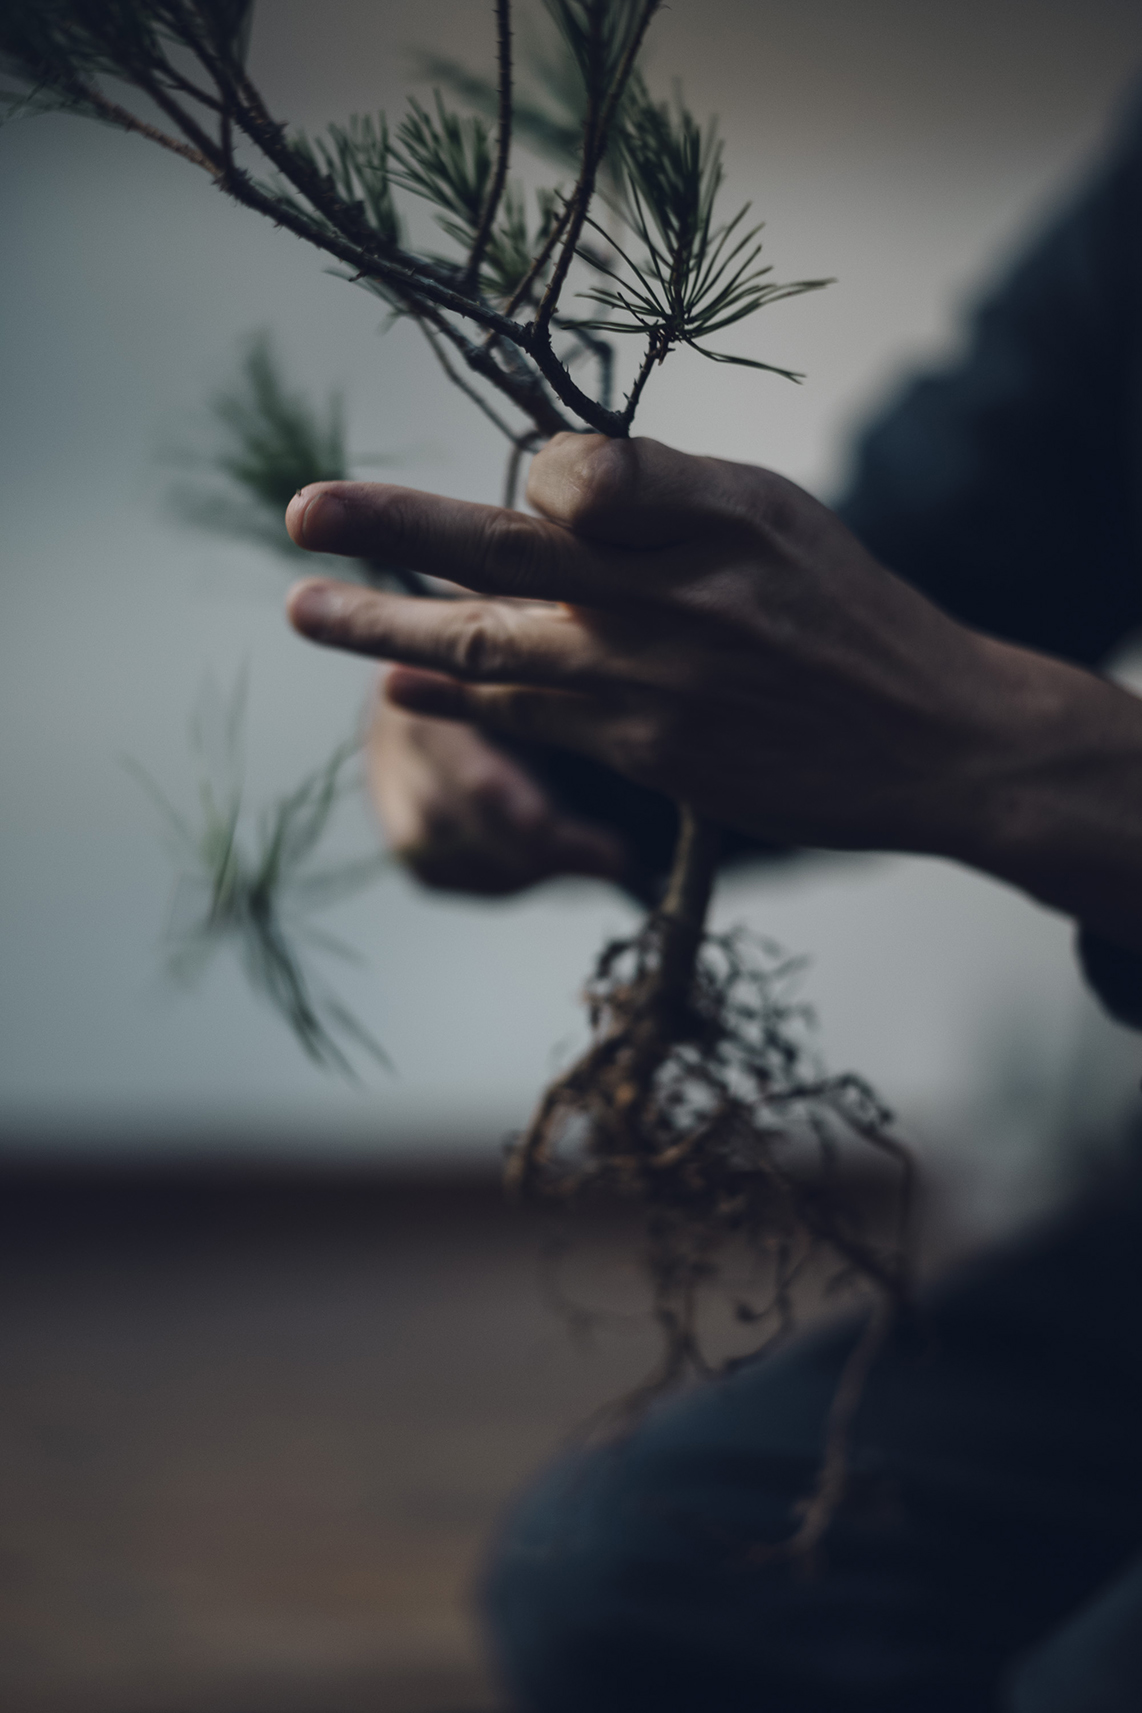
{"left": 942, "top": 637, "right": 1142, "bottom": 952}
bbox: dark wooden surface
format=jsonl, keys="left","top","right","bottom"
{"left": 0, "top": 1152, "right": 930, "bottom": 1713}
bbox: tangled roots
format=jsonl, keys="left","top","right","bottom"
{"left": 506, "top": 898, "right": 914, "bottom": 1557}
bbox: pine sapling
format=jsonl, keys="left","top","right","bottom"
{"left": 2, "top": 0, "right": 914, "bottom": 1553}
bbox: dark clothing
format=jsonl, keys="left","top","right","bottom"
{"left": 485, "top": 94, "right": 1142, "bottom": 1711}
{"left": 485, "top": 1172, "right": 1142, "bottom": 1712}
{"left": 838, "top": 108, "right": 1142, "bottom": 676}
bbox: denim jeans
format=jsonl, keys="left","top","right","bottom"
{"left": 483, "top": 1170, "right": 1142, "bottom": 1711}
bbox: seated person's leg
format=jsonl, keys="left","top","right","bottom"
{"left": 1005, "top": 1551, "right": 1142, "bottom": 1712}
{"left": 483, "top": 1172, "right": 1142, "bottom": 1713}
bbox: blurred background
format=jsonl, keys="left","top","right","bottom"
{"left": 3, "top": 3, "right": 1142, "bottom": 1709}
{"left": 4, "top": 0, "right": 1142, "bottom": 1203}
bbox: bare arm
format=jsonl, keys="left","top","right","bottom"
{"left": 290, "top": 434, "right": 1142, "bottom": 955}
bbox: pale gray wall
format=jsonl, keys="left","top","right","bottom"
{"left": 2, "top": 1, "right": 1141, "bottom": 1192}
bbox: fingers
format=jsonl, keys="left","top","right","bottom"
{"left": 286, "top": 479, "right": 649, "bottom": 606}
{"left": 367, "top": 695, "right": 626, "bottom": 895}
{"left": 384, "top": 665, "right": 659, "bottom": 785}
{"left": 287, "top": 580, "right": 628, "bottom": 688}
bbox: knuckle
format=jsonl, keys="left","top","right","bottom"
{"left": 449, "top": 606, "right": 507, "bottom": 680}
{"left": 477, "top": 513, "right": 545, "bottom": 595}
{"left": 564, "top": 436, "right": 634, "bottom": 530}
{"left": 743, "top": 468, "right": 801, "bottom": 540}
{"left": 528, "top": 433, "right": 636, "bottom": 532}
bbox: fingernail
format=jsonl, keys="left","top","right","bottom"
{"left": 285, "top": 488, "right": 314, "bottom": 546}
{"left": 288, "top": 580, "right": 342, "bottom": 634}
{"left": 286, "top": 487, "right": 345, "bottom": 549}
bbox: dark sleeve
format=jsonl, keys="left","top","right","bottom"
{"left": 836, "top": 95, "right": 1142, "bottom": 1025}
{"left": 835, "top": 96, "right": 1142, "bottom": 668}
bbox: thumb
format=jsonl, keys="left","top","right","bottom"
{"left": 525, "top": 433, "right": 754, "bottom": 549}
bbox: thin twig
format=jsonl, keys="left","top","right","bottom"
{"left": 502, "top": 438, "right": 535, "bottom": 509}
{"left": 420, "top": 317, "right": 522, "bottom": 444}
{"left": 533, "top": 0, "right": 662, "bottom": 343}
{"left": 519, "top": 0, "right": 664, "bottom": 435}
{"left": 556, "top": 316, "right": 615, "bottom": 412}
{"left": 219, "top": 104, "right": 233, "bottom": 170}
{"left": 501, "top": 193, "right": 574, "bottom": 321}
{"left": 464, "top": 0, "right": 513, "bottom": 294}
{"left": 620, "top": 332, "right": 661, "bottom": 427}
{"left": 418, "top": 305, "right": 573, "bottom": 437}
{"left": 129, "top": 62, "right": 229, "bottom": 169}
{"left": 76, "top": 81, "right": 215, "bottom": 169}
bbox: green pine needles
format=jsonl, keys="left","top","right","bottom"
{"left": 581, "top": 96, "right": 829, "bottom": 381}
{"left": 170, "top": 334, "right": 427, "bottom": 591}
{"left": 125, "top": 674, "right": 389, "bottom": 1077}
{"left": 0, "top": 0, "right": 823, "bottom": 446}
{"left": 170, "top": 336, "right": 349, "bottom": 560}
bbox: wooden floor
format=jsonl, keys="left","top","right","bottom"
{"left": 0, "top": 1155, "right": 928, "bottom": 1713}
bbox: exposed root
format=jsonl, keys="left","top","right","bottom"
{"left": 507, "top": 805, "right": 914, "bottom": 1556}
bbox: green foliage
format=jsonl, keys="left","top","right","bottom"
{"left": 391, "top": 91, "right": 495, "bottom": 235}
{"left": 0, "top": 0, "right": 821, "bottom": 434}
{"left": 0, "top": 0, "right": 253, "bottom": 122}
{"left": 385, "top": 90, "right": 557, "bottom": 300}
{"left": 482, "top": 184, "right": 562, "bottom": 302}
{"left": 205, "top": 332, "right": 345, "bottom": 531}
{"left": 416, "top": 12, "right": 649, "bottom": 187}
{"left": 415, "top": 45, "right": 583, "bottom": 172}
{"left": 545, "top": 0, "right": 653, "bottom": 114}
{"left": 126, "top": 674, "right": 390, "bottom": 1078}
{"left": 183, "top": 333, "right": 348, "bottom": 552}
{"left": 170, "top": 335, "right": 426, "bottom": 592}
{"left": 576, "top": 90, "right": 833, "bottom": 375}
{"left": 287, "top": 113, "right": 401, "bottom": 248}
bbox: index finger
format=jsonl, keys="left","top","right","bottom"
{"left": 285, "top": 481, "right": 651, "bottom": 607}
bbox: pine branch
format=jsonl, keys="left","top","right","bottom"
{"left": 0, "top": 2, "right": 634, "bottom": 434}
{"left": 71, "top": 75, "right": 215, "bottom": 166}
{"left": 522, "top": 0, "right": 662, "bottom": 436}
{"left": 3, "top": 3, "right": 825, "bottom": 441}
{"left": 533, "top": 0, "right": 662, "bottom": 342}
{"left": 463, "top": 0, "right": 513, "bottom": 294}
{"left": 420, "top": 316, "right": 528, "bottom": 447}
{"left": 570, "top": 89, "right": 833, "bottom": 391}
{"left": 501, "top": 191, "right": 574, "bottom": 318}
{"left": 414, "top": 301, "right": 575, "bottom": 437}
{"left": 127, "top": 675, "right": 391, "bottom": 1078}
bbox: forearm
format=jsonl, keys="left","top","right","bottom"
{"left": 942, "top": 636, "right": 1142, "bottom": 953}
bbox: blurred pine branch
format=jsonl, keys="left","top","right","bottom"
{"left": 125, "top": 672, "right": 390, "bottom": 1078}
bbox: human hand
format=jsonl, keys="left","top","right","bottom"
{"left": 366, "top": 682, "right": 626, "bottom": 896}
{"left": 283, "top": 433, "right": 1142, "bottom": 953}
{"left": 285, "top": 434, "right": 1034, "bottom": 862}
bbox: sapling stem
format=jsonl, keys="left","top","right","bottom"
{"left": 656, "top": 804, "right": 721, "bottom": 1018}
